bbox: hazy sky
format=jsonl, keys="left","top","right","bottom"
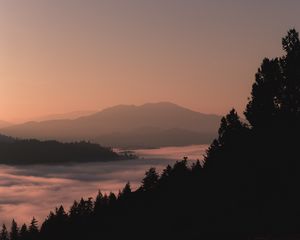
{"left": 1, "top": 0, "right": 300, "bottom": 122}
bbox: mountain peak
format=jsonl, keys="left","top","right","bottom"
{"left": 98, "top": 102, "right": 189, "bottom": 114}
{"left": 140, "top": 102, "right": 181, "bottom": 108}
{"left": 1, "top": 102, "right": 221, "bottom": 148}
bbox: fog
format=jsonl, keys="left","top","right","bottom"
{"left": 0, "top": 144, "right": 208, "bottom": 225}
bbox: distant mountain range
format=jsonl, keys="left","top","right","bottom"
{"left": 29, "top": 110, "right": 97, "bottom": 122}
{"left": 0, "top": 120, "right": 12, "bottom": 128}
{"left": 0, "top": 102, "right": 221, "bottom": 148}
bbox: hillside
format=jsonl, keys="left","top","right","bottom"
{"left": 0, "top": 139, "right": 127, "bottom": 165}
{"left": 1, "top": 102, "right": 221, "bottom": 148}
{"left": 0, "top": 134, "right": 14, "bottom": 143}
{"left": 29, "top": 110, "right": 96, "bottom": 122}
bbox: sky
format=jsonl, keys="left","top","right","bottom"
{"left": 0, "top": 0, "right": 300, "bottom": 123}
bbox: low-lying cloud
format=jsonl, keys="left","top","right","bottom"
{"left": 0, "top": 145, "right": 207, "bottom": 226}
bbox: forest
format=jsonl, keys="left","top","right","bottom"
{"left": 1, "top": 29, "right": 300, "bottom": 239}
{"left": 0, "top": 138, "right": 131, "bottom": 164}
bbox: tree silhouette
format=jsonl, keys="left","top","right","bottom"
{"left": 93, "top": 191, "right": 104, "bottom": 214}
{"left": 55, "top": 206, "right": 68, "bottom": 220}
{"left": 140, "top": 167, "right": 159, "bottom": 191}
{"left": 76, "top": 198, "right": 94, "bottom": 217}
{"left": 282, "top": 28, "right": 300, "bottom": 54}
{"left": 69, "top": 201, "right": 80, "bottom": 218}
{"left": 0, "top": 224, "right": 8, "bottom": 240}
{"left": 281, "top": 29, "right": 300, "bottom": 121}
{"left": 28, "top": 218, "right": 39, "bottom": 240}
{"left": 204, "top": 109, "right": 247, "bottom": 172}
{"left": 119, "top": 182, "right": 132, "bottom": 199}
{"left": 10, "top": 220, "right": 19, "bottom": 240}
{"left": 245, "top": 28, "right": 300, "bottom": 128}
{"left": 108, "top": 192, "right": 117, "bottom": 204}
{"left": 191, "top": 160, "right": 203, "bottom": 175}
{"left": 245, "top": 58, "right": 281, "bottom": 128}
{"left": 218, "top": 109, "right": 247, "bottom": 144}
{"left": 19, "top": 224, "right": 28, "bottom": 240}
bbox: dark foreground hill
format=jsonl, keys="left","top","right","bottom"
{"left": 0, "top": 134, "right": 14, "bottom": 143}
{"left": 0, "top": 136, "right": 130, "bottom": 165}
{"left": 1, "top": 102, "right": 221, "bottom": 148}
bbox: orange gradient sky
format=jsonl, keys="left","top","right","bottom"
{"left": 1, "top": 1, "right": 300, "bottom": 123}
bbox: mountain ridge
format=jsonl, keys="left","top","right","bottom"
{"left": 1, "top": 102, "right": 221, "bottom": 148}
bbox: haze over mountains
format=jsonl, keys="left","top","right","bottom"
{"left": 29, "top": 110, "right": 97, "bottom": 122}
{"left": 0, "top": 120, "right": 11, "bottom": 129}
{"left": 1, "top": 102, "right": 221, "bottom": 148}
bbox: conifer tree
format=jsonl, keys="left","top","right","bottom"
{"left": 10, "top": 219, "right": 19, "bottom": 240}
{"left": 19, "top": 224, "right": 28, "bottom": 240}
{"left": 119, "top": 182, "right": 132, "bottom": 199}
{"left": 28, "top": 217, "right": 39, "bottom": 240}
{"left": 141, "top": 168, "right": 159, "bottom": 191}
{"left": 0, "top": 224, "right": 9, "bottom": 240}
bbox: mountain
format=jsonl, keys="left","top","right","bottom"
{"left": 0, "top": 139, "right": 128, "bottom": 165}
{"left": 96, "top": 127, "right": 217, "bottom": 149}
{"left": 1, "top": 102, "right": 221, "bottom": 148}
{"left": 29, "top": 110, "right": 96, "bottom": 122}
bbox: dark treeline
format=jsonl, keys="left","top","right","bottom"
{"left": 0, "top": 134, "right": 14, "bottom": 143}
{"left": 2, "top": 29, "right": 300, "bottom": 239}
{"left": 0, "top": 138, "right": 134, "bottom": 164}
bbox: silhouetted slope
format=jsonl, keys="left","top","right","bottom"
{"left": 2, "top": 102, "right": 221, "bottom": 148}
{"left": 96, "top": 127, "right": 214, "bottom": 148}
{"left": 30, "top": 110, "right": 96, "bottom": 122}
{"left": 0, "top": 134, "right": 14, "bottom": 143}
{"left": 0, "top": 139, "right": 127, "bottom": 165}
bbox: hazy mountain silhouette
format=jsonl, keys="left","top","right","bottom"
{"left": 29, "top": 110, "right": 97, "bottom": 122}
{"left": 97, "top": 127, "right": 216, "bottom": 148}
{"left": 0, "top": 120, "right": 11, "bottom": 128}
{"left": 1, "top": 102, "right": 221, "bottom": 148}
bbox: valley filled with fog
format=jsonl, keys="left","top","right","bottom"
{"left": 0, "top": 145, "right": 208, "bottom": 225}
